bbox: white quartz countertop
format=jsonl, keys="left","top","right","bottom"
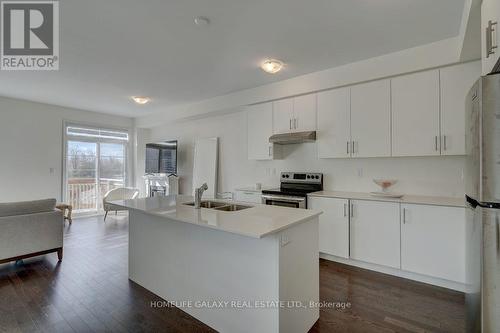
{"left": 111, "top": 195, "right": 321, "bottom": 239}
{"left": 308, "top": 191, "right": 465, "bottom": 208}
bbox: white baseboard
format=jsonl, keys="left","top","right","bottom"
{"left": 320, "top": 253, "right": 466, "bottom": 292}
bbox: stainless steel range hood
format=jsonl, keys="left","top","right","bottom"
{"left": 269, "top": 131, "right": 316, "bottom": 145}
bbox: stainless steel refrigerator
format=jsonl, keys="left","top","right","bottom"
{"left": 465, "top": 73, "right": 500, "bottom": 332}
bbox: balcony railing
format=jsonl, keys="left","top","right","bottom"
{"left": 67, "top": 179, "right": 124, "bottom": 212}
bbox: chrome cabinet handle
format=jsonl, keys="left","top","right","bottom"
{"left": 350, "top": 203, "right": 354, "bottom": 218}
{"left": 402, "top": 208, "right": 406, "bottom": 224}
{"left": 435, "top": 136, "right": 438, "bottom": 151}
{"left": 289, "top": 119, "right": 292, "bottom": 130}
{"left": 347, "top": 141, "right": 350, "bottom": 155}
{"left": 268, "top": 145, "right": 272, "bottom": 156}
{"left": 487, "top": 20, "right": 498, "bottom": 58}
{"left": 496, "top": 213, "right": 499, "bottom": 254}
{"left": 443, "top": 135, "right": 447, "bottom": 151}
{"left": 343, "top": 203, "right": 347, "bottom": 217}
{"left": 294, "top": 118, "right": 297, "bottom": 129}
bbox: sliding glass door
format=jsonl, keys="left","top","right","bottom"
{"left": 64, "top": 125, "right": 128, "bottom": 214}
{"left": 98, "top": 143, "right": 126, "bottom": 209}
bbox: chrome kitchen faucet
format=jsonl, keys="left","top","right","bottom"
{"left": 194, "top": 183, "right": 208, "bottom": 209}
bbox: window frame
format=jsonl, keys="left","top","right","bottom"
{"left": 62, "top": 121, "right": 130, "bottom": 214}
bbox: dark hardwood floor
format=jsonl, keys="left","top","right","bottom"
{"left": 0, "top": 215, "right": 465, "bottom": 333}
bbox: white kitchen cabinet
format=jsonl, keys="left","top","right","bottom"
{"left": 440, "top": 62, "right": 481, "bottom": 156}
{"left": 401, "top": 204, "right": 466, "bottom": 283}
{"left": 481, "top": 0, "right": 500, "bottom": 75}
{"left": 273, "top": 94, "right": 316, "bottom": 134}
{"left": 317, "top": 88, "right": 351, "bottom": 158}
{"left": 350, "top": 200, "right": 400, "bottom": 269}
{"left": 308, "top": 196, "right": 349, "bottom": 258}
{"left": 273, "top": 98, "right": 294, "bottom": 134}
{"left": 234, "top": 189, "right": 262, "bottom": 204}
{"left": 391, "top": 70, "right": 440, "bottom": 156}
{"left": 293, "top": 94, "right": 317, "bottom": 132}
{"left": 247, "top": 102, "right": 277, "bottom": 160}
{"left": 350, "top": 79, "right": 391, "bottom": 157}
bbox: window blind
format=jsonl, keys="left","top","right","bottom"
{"left": 66, "top": 126, "right": 129, "bottom": 141}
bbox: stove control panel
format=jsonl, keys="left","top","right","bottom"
{"left": 280, "top": 172, "right": 323, "bottom": 184}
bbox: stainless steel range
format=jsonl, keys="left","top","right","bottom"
{"left": 261, "top": 172, "right": 323, "bottom": 209}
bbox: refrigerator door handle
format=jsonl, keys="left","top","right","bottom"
{"left": 497, "top": 213, "right": 500, "bottom": 254}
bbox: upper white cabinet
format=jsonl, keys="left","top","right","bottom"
{"left": 391, "top": 70, "right": 440, "bottom": 156}
{"left": 401, "top": 204, "right": 466, "bottom": 283}
{"left": 318, "top": 80, "right": 390, "bottom": 159}
{"left": 317, "top": 88, "right": 351, "bottom": 158}
{"left": 247, "top": 102, "right": 277, "bottom": 160}
{"left": 350, "top": 200, "right": 401, "bottom": 269}
{"left": 273, "top": 94, "right": 316, "bottom": 134}
{"left": 350, "top": 79, "right": 391, "bottom": 157}
{"left": 293, "top": 94, "right": 317, "bottom": 132}
{"left": 440, "top": 62, "right": 481, "bottom": 156}
{"left": 260, "top": 62, "right": 479, "bottom": 159}
{"left": 308, "top": 196, "right": 349, "bottom": 258}
{"left": 273, "top": 98, "right": 294, "bottom": 134}
{"left": 481, "top": 0, "right": 500, "bottom": 75}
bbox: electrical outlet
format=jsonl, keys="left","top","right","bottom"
{"left": 357, "top": 168, "right": 363, "bottom": 177}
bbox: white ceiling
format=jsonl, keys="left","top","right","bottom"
{"left": 0, "top": 0, "right": 466, "bottom": 117}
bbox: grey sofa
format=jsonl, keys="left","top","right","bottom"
{"left": 0, "top": 198, "right": 64, "bottom": 264}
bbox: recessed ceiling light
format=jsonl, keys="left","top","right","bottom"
{"left": 194, "top": 16, "right": 210, "bottom": 26}
{"left": 132, "top": 96, "right": 150, "bottom": 105}
{"left": 261, "top": 59, "right": 284, "bottom": 74}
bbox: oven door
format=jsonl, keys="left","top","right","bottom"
{"left": 261, "top": 194, "right": 306, "bottom": 209}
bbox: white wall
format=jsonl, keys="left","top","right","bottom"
{"left": 0, "top": 96, "right": 133, "bottom": 203}
{"left": 141, "top": 110, "right": 465, "bottom": 198}
{"left": 137, "top": 37, "right": 463, "bottom": 127}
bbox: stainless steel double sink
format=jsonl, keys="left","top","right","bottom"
{"left": 183, "top": 201, "right": 252, "bottom": 211}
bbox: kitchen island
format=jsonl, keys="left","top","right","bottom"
{"left": 112, "top": 195, "right": 321, "bottom": 333}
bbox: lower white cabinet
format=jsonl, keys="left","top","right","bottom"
{"left": 349, "top": 200, "right": 401, "bottom": 269}
{"left": 401, "top": 204, "right": 466, "bottom": 283}
{"left": 233, "top": 190, "right": 262, "bottom": 204}
{"left": 308, "top": 197, "right": 349, "bottom": 258}
{"left": 312, "top": 195, "right": 467, "bottom": 288}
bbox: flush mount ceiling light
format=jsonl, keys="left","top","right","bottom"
{"left": 132, "top": 96, "right": 150, "bottom": 105}
{"left": 260, "top": 59, "right": 284, "bottom": 74}
{"left": 194, "top": 16, "right": 210, "bottom": 26}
